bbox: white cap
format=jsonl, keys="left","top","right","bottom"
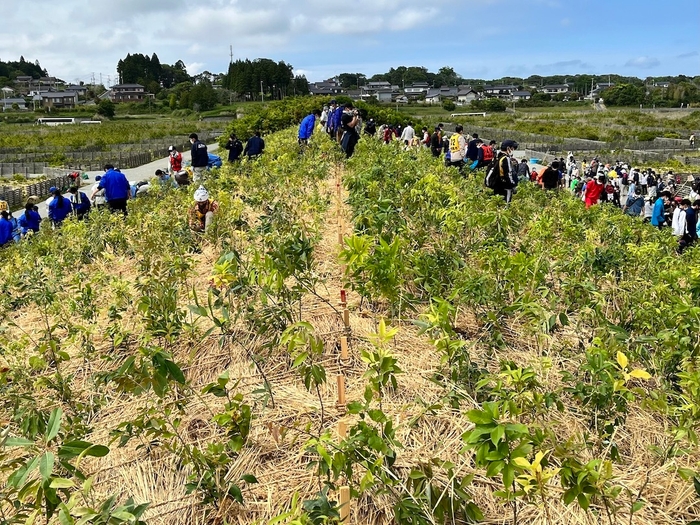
{"left": 194, "top": 185, "right": 209, "bottom": 202}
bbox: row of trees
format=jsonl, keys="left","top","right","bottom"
{"left": 603, "top": 82, "right": 700, "bottom": 107}
{"left": 0, "top": 57, "right": 48, "bottom": 87}
{"left": 220, "top": 59, "right": 309, "bottom": 100}
{"left": 117, "top": 53, "right": 191, "bottom": 93}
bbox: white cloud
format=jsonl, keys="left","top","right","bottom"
{"left": 625, "top": 56, "right": 660, "bottom": 69}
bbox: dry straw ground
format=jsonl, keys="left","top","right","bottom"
{"left": 4, "top": 167, "right": 699, "bottom": 525}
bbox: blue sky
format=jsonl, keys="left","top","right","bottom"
{"left": 0, "top": 0, "right": 697, "bottom": 84}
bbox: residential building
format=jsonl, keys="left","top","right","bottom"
{"left": 512, "top": 90, "right": 532, "bottom": 101}
{"left": 365, "top": 81, "right": 391, "bottom": 92}
{"left": 308, "top": 80, "right": 343, "bottom": 96}
{"left": 457, "top": 86, "right": 479, "bottom": 104}
{"left": 424, "top": 86, "right": 459, "bottom": 104}
{"left": 404, "top": 82, "right": 430, "bottom": 99}
{"left": 109, "top": 84, "right": 146, "bottom": 102}
{"left": 541, "top": 84, "right": 570, "bottom": 94}
{"left": 483, "top": 85, "right": 518, "bottom": 99}
{"left": 40, "top": 92, "right": 77, "bottom": 108}
{"left": 586, "top": 82, "right": 615, "bottom": 101}
{"left": 65, "top": 84, "right": 88, "bottom": 97}
{"left": 1, "top": 97, "right": 28, "bottom": 110}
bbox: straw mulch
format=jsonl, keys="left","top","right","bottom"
{"left": 4, "top": 170, "right": 700, "bottom": 525}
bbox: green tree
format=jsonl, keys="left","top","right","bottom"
{"left": 96, "top": 99, "right": 115, "bottom": 118}
{"left": 603, "top": 84, "right": 645, "bottom": 106}
{"left": 442, "top": 99, "right": 456, "bottom": 111}
{"left": 484, "top": 98, "right": 507, "bottom": 112}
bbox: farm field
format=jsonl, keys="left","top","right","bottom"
{"left": 1, "top": 113, "right": 700, "bottom": 525}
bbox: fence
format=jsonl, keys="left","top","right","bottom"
{"left": 0, "top": 131, "right": 222, "bottom": 174}
{"left": 0, "top": 175, "right": 72, "bottom": 211}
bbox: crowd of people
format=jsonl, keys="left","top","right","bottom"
{"left": 0, "top": 132, "right": 230, "bottom": 248}
{"left": 298, "top": 108, "right": 700, "bottom": 252}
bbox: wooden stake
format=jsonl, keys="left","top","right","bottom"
{"left": 337, "top": 374, "right": 346, "bottom": 406}
{"left": 337, "top": 420, "right": 348, "bottom": 439}
{"left": 340, "top": 336, "right": 349, "bottom": 360}
{"left": 339, "top": 486, "right": 350, "bottom": 522}
{"left": 342, "top": 308, "right": 350, "bottom": 328}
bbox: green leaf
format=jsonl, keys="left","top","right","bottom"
{"left": 490, "top": 425, "right": 505, "bottom": 446}
{"left": 8, "top": 456, "right": 40, "bottom": 488}
{"left": 164, "top": 359, "right": 186, "bottom": 384}
{"left": 228, "top": 484, "right": 243, "bottom": 503}
{"left": 50, "top": 478, "right": 75, "bottom": 489}
{"left": 188, "top": 305, "right": 208, "bottom": 317}
{"left": 485, "top": 460, "right": 505, "bottom": 477}
{"left": 466, "top": 409, "right": 494, "bottom": 425}
{"left": 3, "top": 437, "right": 35, "bottom": 447}
{"left": 58, "top": 504, "right": 75, "bottom": 525}
{"left": 577, "top": 493, "right": 590, "bottom": 510}
{"left": 58, "top": 441, "right": 109, "bottom": 460}
{"left": 240, "top": 474, "right": 258, "bottom": 484}
{"left": 110, "top": 511, "right": 135, "bottom": 522}
{"left": 694, "top": 477, "right": 700, "bottom": 497}
{"left": 46, "top": 408, "right": 63, "bottom": 442}
{"left": 631, "top": 500, "right": 645, "bottom": 513}
{"left": 292, "top": 352, "right": 308, "bottom": 368}
{"left": 40, "top": 452, "right": 55, "bottom": 481}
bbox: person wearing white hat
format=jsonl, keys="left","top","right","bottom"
{"left": 189, "top": 186, "right": 218, "bottom": 233}
{"left": 168, "top": 145, "right": 182, "bottom": 174}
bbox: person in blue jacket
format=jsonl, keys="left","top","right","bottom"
{"left": 68, "top": 186, "right": 91, "bottom": 219}
{"left": 0, "top": 211, "right": 13, "bottom": 247}
{"left": 48, "top": 187, "right": 72, "bottom": 226}
{"left": 243, "top": 131, "right": 265, "bottom": 158}
{"left": 18, "top": 202, "right": 42, "bottom": 236}
{"left": 298, "top": 109, "right": 322, "bottom": 145}
{"left": 330, "top": 103, "right": 345, "bottom": 143}
{"left": 651, "top": 191, "right": 671, "bottom": 229}
{"left": 6, "top": 211, "right": 20, "bottom": 242}
{"left": 92, "top": 164, "right": 130, "bottom": 215}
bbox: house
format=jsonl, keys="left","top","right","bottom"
{"left": 511, "top": 90, "right": 532, "bottom": 101}
{"left": 40, "top": 92, "right": 77, "bottom": 108}
{"left": 586, "top": 83, "right": 615, "bottom": 100}
{"left": 29, "top": 77, "right": 57, "bottom": 90}
{"left": 109, "top": 84, "right": 146, "bottom": 102}
{"left": 365, "top": 81, "right": 391, "bottom": 92}
{"left": 483, "top": 85, "right": 517, "bottom": 99}
{"left": 65, "top": 84, "right": 88, "bottom": 97}
{"left": 541, "top": 84, "right": 570, "bottom": 94}
{"left": 308, "top": 80, "right": 343, "bottom": 96}
{"left": 653, "top": 81, "right": 670, "bottom": 88}
{"left": 1, "top": 97, "right": 28, "bottom": 110}
{"left": 404, "top": 82, "right": 430, "bottom": 99}
{"left": 457, "top": 86, "right": 479, "bottom": 104}
{"left": 424, "top": 86, "right": 459, "bottom": 104}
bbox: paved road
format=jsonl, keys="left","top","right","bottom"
{"left": 35, "top": 143, "right": 219, "bottom": 217}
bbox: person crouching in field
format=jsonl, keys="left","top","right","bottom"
{"left": 189, "top": 186, "right": 219, "bottom": 233}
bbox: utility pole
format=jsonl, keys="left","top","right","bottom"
{"left": 261, "top": 80, "right": 264, "bottom": 102}
{"left": 229, "top": 45, "right": 233, "bottom": 64}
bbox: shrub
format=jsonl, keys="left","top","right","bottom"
{"left": 637, "top": 131, "right": 658, "bottom": 142}
{"left": 442, "top": 100, "right": 456, "bottom": 111}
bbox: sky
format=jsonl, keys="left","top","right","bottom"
{"left": 1, "top": 0, "right": 698, "bottom": 85}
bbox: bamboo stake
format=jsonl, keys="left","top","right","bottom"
{"left": 337, "top": 420, "right": 348, "bottom": 439}
{"left": 336, "top": 374, "right": 346, "bottom": 406}
{"left": 340, "top": 336, "right": 349, "bottom": 360}
{"left": 339, "top": 486, "right": 350, "bottom": 523}
{"left": 342, "top": 308, "right": 350, "bottom": 328}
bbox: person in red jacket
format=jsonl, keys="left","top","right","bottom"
{"left": 168, "top": 146, "right": 183, "bottom": 174}
{"left": 585, "top": 174, "right": 605, "bottom": 209}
